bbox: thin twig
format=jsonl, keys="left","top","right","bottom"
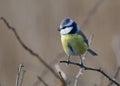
{"left": 37, "top": 76, "right": 49, "bottom": 86}
{"left": 88, "top": 34, "right": 94, "bottom": 46}
{"left": 74, "top": 68, "right": 83, "bottom": 86}
{"left": 60, "top": 61, "right": 120, "bottom": 86}
{"left": 55, "top": 63, "right": 67, "bottom": 80}
{"left": 58, "top": 72, "right": 66, "bottom": 86}
{"left": 16, "top": 64, "right": 24, "bottom": 86}
{"left": 108, "top": 66, "right": 120, "bottom": 86}
{"left": 19, "top": 70, "right": 26, "bottom": 86}
{"left": 0, "top": 17, "right": 60, "bottom": 80}
{"left": 55, "top": 63, "right": 66, "bottom": 86}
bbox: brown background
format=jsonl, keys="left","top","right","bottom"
{"left": 0, "top": 0, "right": 120, "bottom": 86}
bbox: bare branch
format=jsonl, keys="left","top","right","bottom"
{"left": 74, "top": 68, "right": 83, "bottom": 86}
{"left": 60, "top": 61, "right": 120, "bottom": 86}
{"left": 37, "top": 76, "right": 49, "bottom": 86}
{"left": 58, "top": 72, "right": 66, "bottom": 86}
{"left": 55, "top": 64, "right": 66, "bottom": 86}
{"left": 19, "top": 70, "right": 26, "bottom": 86}
{"left": 0, "top": 17, "right": 60, "bottom": 80}
{"left": 16, "top": 64, "right": 24, "bottom": 86}
{"left": 55, "top": 63, "right": 67, "bottom": 80}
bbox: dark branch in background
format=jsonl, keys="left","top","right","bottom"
{"left": 0, "top": 17, "right": 60, "bottom": 80}
{"left": 60, "top": 61, "right": 120, "bottom": 86}
{"left": 37, "top": 76, "right": 49, "bottom": 86}
{"left": 108, "top": 66, "right": 120, "bottom": 86}
{"left": 81, "top": 0, "right": 104, "bottom": 28}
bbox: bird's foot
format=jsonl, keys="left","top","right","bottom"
{"left": 66, "top": 59, "right": 70, "bottom": 66}
{"left": 80, "top": 59, "right": 84, "bottom": 67}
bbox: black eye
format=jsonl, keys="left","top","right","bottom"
{"left": 62, "top": 26, "right": 67, "bottom": 29}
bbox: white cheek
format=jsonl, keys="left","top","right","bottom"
{"left": 60, "top": 27, "right": 73, "bottom": 35}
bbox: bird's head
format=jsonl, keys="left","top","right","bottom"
{"left": 58, "top": 18, "right": 79, "bottom": 35}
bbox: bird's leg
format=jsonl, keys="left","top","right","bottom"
{"left": 79, "top": 55, "right": 83, "bottom": 67}
{"left": 66, "top": 55, "right": 70, "bottom": 65}
{"left": 78, "top": 55, "right": 84, "bottom": 75}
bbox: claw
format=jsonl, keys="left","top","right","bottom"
{"left": 66, "top": 59, "right": 70, "bottom": 66}
{"left": 66, "top": 55, "right": 70, "bottom": 66}
{"left": 80, "top": 60, "right": 83, "bottom": 67}
{"left": 79, "top": 55, "right": 84, "bottom": 67}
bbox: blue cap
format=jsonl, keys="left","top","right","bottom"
{"left": 60, "top": 18, "right": 73, "bottom": 28}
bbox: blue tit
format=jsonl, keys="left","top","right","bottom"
{"left": 58, "top": 18, "right": 97, "bottom": 63}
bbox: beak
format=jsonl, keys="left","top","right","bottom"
{"left": 57, "top": 28, "right": 61, "bottom": 31}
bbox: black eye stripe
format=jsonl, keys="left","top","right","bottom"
{"left": 63, "top": 22, "right": 74, "bottom": 29}
{"left": 62, "top": 26, "right": 71, "bottom": 29}
{"left": 62, "top": 26, "right": 67, "bottom": 29}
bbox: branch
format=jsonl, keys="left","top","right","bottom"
{"left": 60, "top": 61, "right": 120, "bottom": 86}
{"left": 58, "top": 72, "right": 66, "bottom": 86}
{"left": 55, "top": 63, "right": 67, "bottom": 86}
{"left": 37, "top": 76, "right": 49, "bottom": 86}
{"left": 16, "top": 64, "right": 24, "bottom": 86}
{"left": 20, "top": 70, "right": 26, "bottom": 86}
{"left": 0, "top": 17, "right": 60, "bottom": 80}
{"left": 74, "top": 68, "right": 83, "bottom": 86}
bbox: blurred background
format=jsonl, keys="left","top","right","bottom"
{"left": 0, "top": 0, "right": 120, "bottom": 86}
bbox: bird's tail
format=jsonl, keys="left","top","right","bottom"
{"left": 87, "top": 48, "right": 97, "bottom": 56}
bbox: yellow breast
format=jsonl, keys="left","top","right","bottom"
{"left": 61, "top": 34, "right": 88, "bottom": 56}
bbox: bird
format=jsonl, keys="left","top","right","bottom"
{"left": 58, "top": 18, "right": 97, "bottom": 64}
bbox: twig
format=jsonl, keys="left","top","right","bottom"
{"left": 55, "top": 63, "right": 67, "bottom": 80}
{"left": 58, "top": 72, "right": 66, "bottom": 86}
{"left": 55, "top": 63, "right": 66, "bottom": 86}
{"left": 81, "top": 0, "right": 104, "bottom": 28}
{"left": 0, "top": 17, "right": 60, "bottom": 80}
{"left": 108, "top": 66, "right": 120, "bottom": 86}
{"left": 16, "top": 64, "right": 24, "bottom": 86}
{"left": 60, "top": 61, "right": 120, "bottom": 86}
{"left": 74, "top": 68, "right": 83, "bottom": 86}
{"left": 19, "top": 70, "right": 26, "bottom": 86}
{"left": 37, "top": 76, "right": 49, "bottom": 86}
{"left": 88, "top": 34, "right": 94, "bottom": 46}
